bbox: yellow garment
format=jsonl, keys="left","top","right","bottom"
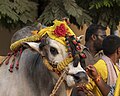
{"left": 114, "top": 73, "right": 120, "bottom": 96}
{"left": 86, "top": 59, "right": 119, "bottom": 96}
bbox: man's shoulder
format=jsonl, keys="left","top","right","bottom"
{"left": 94, "top": 59, "right": 108, "bottom": 80}
{"left": 94, "top": 59, "right": 106, "bottom": 65}
{"left": 94, "top": 59, "right": 107, "bottom": 70}
{"left": 82, "top": 45, "right": 104, "bottom": 56}
{"left": 82, "top": 45, "right": 90, "bottom": 55}
{"left": 96, "top": 50, "right": 104, "bottom": 57}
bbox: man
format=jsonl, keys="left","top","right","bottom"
{"left": 78, "top": 35, "right": 120, "bottom": 96}
{"left": 83, "top": 24, "right": 107, "bottom": 66}
{"left": 86, "top": 65, "right": 120, "bottom": 96}
{"left": 72, "top": 24, "right": 107, "bottom": 96}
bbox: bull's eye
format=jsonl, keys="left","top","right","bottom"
{"left": 50, "top": 47, "right": 58, "bottom": 56}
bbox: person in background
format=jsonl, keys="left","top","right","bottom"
{"left": 72, "top": 24, "right": 107, "bottom": 96}
{"left": 83, "top": 24, "right": 107, "bottom": 66}
{"left": 86, "top": 65, "right": 120, "bottom": 96}
{"left": 114, "top": 30, "right": 120, "bottom": 68}
{"left": 77, "top": 35, "right": 120, "bottom": 96}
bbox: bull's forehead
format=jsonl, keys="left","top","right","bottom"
{"left": 47, "top": 37, "right": 68, "bottom": 56}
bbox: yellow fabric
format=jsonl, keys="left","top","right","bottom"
{"left": 10, "top": 20, "right": 75, "bottom": 51}
{"left": 37, "top": 20, "right": 75, "bottom": 46}
{"left": 86, "top": 59, "right": 120, "bottom": 96}
{"left": 114, "top": 65, "right": 120, "bottom": 76}
{"left": 114, "top": 73, "right": 120, "bottom": 96}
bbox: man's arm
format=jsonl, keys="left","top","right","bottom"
{"left": 86, "top": 65, "right": 111, "bottom": 96}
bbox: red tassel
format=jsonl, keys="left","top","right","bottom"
{"left": 72, "top": 40, "right": 77, "bottom": 45}
{"left": 77, "top": 43, "right": 81, "bottom": 46}
{"left": 10, "top": 63, "right": 14, "bottom": 68}
{"left": 15, "top": 61, "right": 19, "bottom": 70}
{"left": 80, "top": 53, "right": 86, "bottom": 58}
{"left": 5, "top": 56, "right": 11, "bottom": 65}
{"left": 76, "top": 46, "right": 80, "bottom": 50}
{"left": 9, "top": 63, "right": 14, "bottom": 72}
{"left": 68, "top": 52, "right": 72, "bottom": 57}
{"left": 8, "top": 51, "right": 17, "bottom": 72}
{"left": 5, "top": 52, "right": 13, "bottom": 65}
{"left": 9, "top": 68, "right": 13, "bottom": 73}
{"left": 15, "top": 47, "right": 23, "bottom": 70}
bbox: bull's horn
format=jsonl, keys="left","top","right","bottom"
{"left": 22, "top": 42, "right": 40, "bottom": 53}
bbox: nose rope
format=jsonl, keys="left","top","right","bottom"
{"left": 50, "top": 68, "right": 68, "bottom": 96}
{"left": 42, "top": 57, "right": 73, "bottom": 96}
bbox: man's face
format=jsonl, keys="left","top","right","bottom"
{"left": 94, "top": 29, "right": 107, "bottom": 52}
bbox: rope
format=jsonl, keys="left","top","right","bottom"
{"left": 0, "top": 56, "right": 8, "bottom": 66}
{"left": 50, "top": 68, "right": 68, "bottom": 96}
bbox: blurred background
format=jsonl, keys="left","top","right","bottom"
{"left": 0, "top": 0, "right": 120, "bottom": 55}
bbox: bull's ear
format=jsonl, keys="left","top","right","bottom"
{"left": 22, "top": 42, "right": 44, "bottom": 56}
{"left": 77, "top": 35, "right": 84, "bottom": 41}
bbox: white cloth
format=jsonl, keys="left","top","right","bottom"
{"left": 101, "top": 55, "right": 118, "bottom": 86}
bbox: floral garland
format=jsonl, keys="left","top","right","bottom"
{"left": 10, "top": 35, "right": 40, "bottom": 51}
{"left": 10, "top": 20, "right": 75, "bottom": 51}
{"left": 8, "top": 20, "right": 86, "bottom": 73}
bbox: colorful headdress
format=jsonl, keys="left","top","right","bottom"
{"left": 7, "top": 20, "right": 86, "bottom": 72}
{"left": 10, "top": 20, "right": 75, "bottom": 51}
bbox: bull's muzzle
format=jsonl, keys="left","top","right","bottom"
{"left": 73, "top": 72, "right": 88, "bottom": 84}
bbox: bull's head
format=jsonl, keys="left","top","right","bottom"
{"left": 22, "top": 20, "right": 88, "bottom": 87}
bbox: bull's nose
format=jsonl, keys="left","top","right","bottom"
{"left": 73, "top": 72, "right": 88, "bottom": 83}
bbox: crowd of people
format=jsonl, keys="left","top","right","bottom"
{"left": 75, "top": 24, "right": 120, "bottom": 96}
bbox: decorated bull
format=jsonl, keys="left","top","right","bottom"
{"left": 0, "top": 20, "right": 88, "bottom": 96}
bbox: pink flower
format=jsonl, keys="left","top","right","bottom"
{"left": 54, "top": 24, "right": 67, "bottom": 37}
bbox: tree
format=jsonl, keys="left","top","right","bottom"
{"left": 76, "top": 0, "right": 120, "bottom": 34}
{"left": 38, "top": 0, "right": 91, "bottom": 27}
{"left": 0, "top": 0, "right": 37, "bottom": 28}
{"left": 38, "top": 0, "right": 120, "bottom": 34}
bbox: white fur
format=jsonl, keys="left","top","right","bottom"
{"left": 45, "top": 37, "right": 68, "bottom": 64}
{"left": 25, "top": 37, "right": 86, "bottom": 87}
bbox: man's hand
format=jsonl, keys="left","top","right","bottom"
{"left": 86, "top": 65, "right": 99, "bottom": 80}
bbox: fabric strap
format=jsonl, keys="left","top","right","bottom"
{"left": 101, "top": 55, "right": 118, "bottom": 86}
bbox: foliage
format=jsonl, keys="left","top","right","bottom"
{"left": 0, "top": 0, "right": 37, "bottom": 28}
{"left": 38, "top": 0, "right": 92, "bottom": 26}
{"left": 38, "top": 0, "right": 67, "bottom": 25}
{"left": 1, "top": 0, "right": 120, "bottom": 32}
{"left": 38, "top": 0, "right": 120, "bottom": 33}
{"left": 76, "top": 0, "right": 120, "bottom": 33}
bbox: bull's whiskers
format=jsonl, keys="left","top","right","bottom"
{"left": 50, "top": 68, "right": 68, "bottom": 96}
